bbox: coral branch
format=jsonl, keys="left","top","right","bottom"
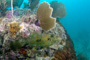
{"left": 11, "top": 0, "right": 13, "bottom": 17}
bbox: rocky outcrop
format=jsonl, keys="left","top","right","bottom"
{"left": 52, "top": 22, "right": 77, "bottom": 60}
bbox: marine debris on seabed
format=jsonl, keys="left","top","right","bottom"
{"left": 0, "top": 0, "right": 77, "bottom": 60}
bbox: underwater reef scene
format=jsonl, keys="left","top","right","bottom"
{"left": 0, "top": 0, "right": 89, "bottom": 60}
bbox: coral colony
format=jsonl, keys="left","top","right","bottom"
{"left": 0, "top": 0, "right": 74, "bottom": 60}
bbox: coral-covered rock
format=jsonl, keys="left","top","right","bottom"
{"left": 52, "top": 23, "right": 77, "bottom": 60}
{"left": 9, "top": 21, "right": 20, "bottom": 36}
{"left": 29, "top": 24, "right": 42, "bottom": 33}
{"left": 8, "top": 50, "right": 17, "bottom": 60}
{"left": 20, "top": 22, "right": 30, "bottom": 38}
{"left": 14, "top": 9, "right": 32, "bottom": 17}
{"left": 6, "top": 11, "right": 13, "bottom": 19}
{"left": 0, "top": 1, "right": 76, "bottom": 60}
{"left": 0, "top": 25, "right": 3, "bottom": 32}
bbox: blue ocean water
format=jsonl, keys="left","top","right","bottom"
{"left": 39, "top": 0, "right": 90, "bottom": 59}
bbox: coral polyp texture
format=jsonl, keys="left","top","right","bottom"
{"left": 37, "top": 2, "right": 56, "bottom": 31}
{"left": 0, "top": 1, "right": 76, "bottom": 60}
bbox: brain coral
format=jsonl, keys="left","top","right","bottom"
{"left": 50, "top": 1, "right": 67, "bottom": 18}
{"left": 37, "top": 2, "right": 56, "bottom": 31}
{"left": 52, "top": 34, "right": 77, "bottom": 60}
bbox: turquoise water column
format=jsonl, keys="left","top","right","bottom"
{"left": 20, "top": 0, "right": 29, "bottom": 8}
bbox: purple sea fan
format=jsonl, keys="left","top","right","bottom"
{"left": 35, "top": 20, "right": 40, "bottom": 26}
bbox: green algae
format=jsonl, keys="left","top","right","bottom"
{"left": 8, "top": 32, "right": 60, "bottom": 51}
{"left": 9, "top": 38, "right": 25, "bottom": 51}
{"left": 27, "top": 32, "right": 61, "bottom": 48}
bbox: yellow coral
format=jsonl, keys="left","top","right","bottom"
{"left": 37, "top": 2, "right": 56, "bottom": 31}
{"left": 9, "top": 22, "right": 20, "bottom": 36}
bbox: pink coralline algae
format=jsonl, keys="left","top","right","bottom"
{"left": 21, "top": 28, "right": 30, "bottom": 38}
{"left": 29, "top": 24, "right": 42, "bottom": 32}
{"left": 6, "top": 11, "right": 13, "bottom": 19}
{"left": 20, "top": 22, "right": 29, "bottom": 28}
{"left": 20, "top": 23, "right": 30, "bottom": 38}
